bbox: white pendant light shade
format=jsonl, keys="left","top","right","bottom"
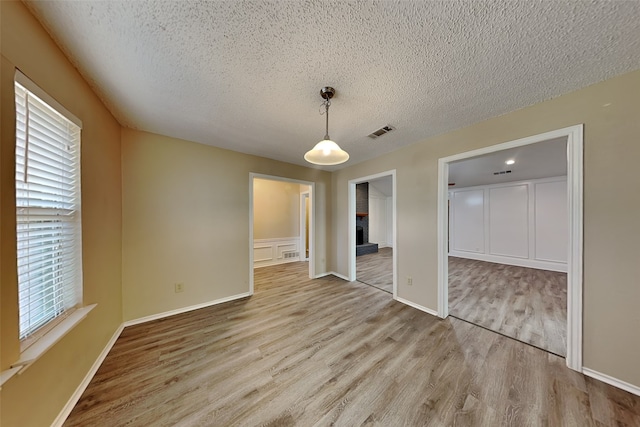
{"left": 304, "top": 139, "right": 349, "bottom": 165}
{"left": 304, "top": 86, "right": 349, "bottom": 166}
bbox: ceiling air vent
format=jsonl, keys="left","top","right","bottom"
{"left": 493, "top": 170, "right": 512, "bottom": 176}
{"left": 368, "top": 125, "right": 395, "bottom": 139}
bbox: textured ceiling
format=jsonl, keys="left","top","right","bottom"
{"left": 24, "top": 1, "right": 640, "bottom": 170}
{"left": 448, "top": 137, "right": 567, "bottom": 188}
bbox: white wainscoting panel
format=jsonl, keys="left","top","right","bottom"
{"left": 449, "top": 177, "right": 567, "bottom": 272}
{"left": 489, "top": 184, "right": 529, "bottom": 258}
{"left": 452, "top": 189, "right": 484, "bottom": 253}
{"left": 535, "top": 180, "right": 568, "bottom": 263}
{"left": 369, "top": 194, "right": 388, "bottom": 247}
{"left": 253, "top": 237, "right": 300, "bottom": 268}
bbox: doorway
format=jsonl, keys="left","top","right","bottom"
{"left": 348, "top": 170, "right": 397, "bottom": 298}
{"left": 249, "top": 173, "right": 315, "bottom": 294}
{"left": 437, "top": 125, "right": 583, "bottom": 371}
{"left": 447, "top": 137, "right": 568, "bottom": 356}
{"left": 300, "top": 192, "right": 310, "bottom": 261}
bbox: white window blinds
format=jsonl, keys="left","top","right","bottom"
{"left": 15, "top": 76, "right": 83, "bottom": 340}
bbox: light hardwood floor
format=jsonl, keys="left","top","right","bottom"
{"left": 64, "top": 262, "right": 639, "bottom": 426}
{"left": 449, "top": 257, "right": 567, "bottom": 356}
{"left": 356, "top": 247, "right": 393, "bottom": 293}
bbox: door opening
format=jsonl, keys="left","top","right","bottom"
{"left": 348, "top": 170, "right": 397, "bottom": 298}
{"left": 437, "top": 125, "right": 583, "bottom": 371}
{"left": 447, "top": 137, "right": 568, "bottom": 357}
{"left": 249, "top": 174, "right": 315, "bottom": 294}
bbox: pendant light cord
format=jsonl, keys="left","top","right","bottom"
{"left": 324, "top": 99, "right": 331, "bottom": 140}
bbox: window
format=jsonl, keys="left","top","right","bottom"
{"left": 14, "top": 72, "right": 83, "bottom": 343}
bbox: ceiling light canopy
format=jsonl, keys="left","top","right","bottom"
{"left": 304, "top": 87, "right": 349, "bottom": 166}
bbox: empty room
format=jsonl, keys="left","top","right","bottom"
{"left": 1, "top": 1, "right": 640, "bottom": 426}
{"left": 447, "top": 138, "right": 569, "bottom": 357}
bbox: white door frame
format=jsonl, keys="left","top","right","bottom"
{"left": 300, "top": 191, "right": 310, "bottom": 261}
{"left": 436, "top": 125, "right": 583, "bottom": 371}
{"left": 249, "top": 173, "right": 315, "bottom": 294}
{"left": 348, "top": 170, "right": 398, "bottom": 299}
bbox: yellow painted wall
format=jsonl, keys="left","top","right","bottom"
{"left": 0, "top": 2, "right": 123, "bottom": 426}
{"left": 253, "top": 178, "right": 303, "bottom": 240}
{"left": 332, "top": 69, "right": 640, "bottom": 388}
{"left": 121, "top": 129, "right": 331, "bottom": 321}
{"left": 2, "top": 1, "right": 640, "bottom": 424}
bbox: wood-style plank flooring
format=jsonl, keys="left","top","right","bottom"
{"left": 449, "top": 257, "right": 567, "bottom": 356}
{"left": 64, "top": 262, "right": 639, "bottom": 426}
{"left": 356, "top": 247, "right": 393, "bottom": 293}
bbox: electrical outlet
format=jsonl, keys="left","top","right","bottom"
{"left": 407, "top": 277, "right": 413, "bottom": 286}
{"left": 175, "top": 283, "right": 184, "bottom": 293}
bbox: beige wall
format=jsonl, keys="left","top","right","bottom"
{"left": 332, "top": 69, "right": 640, "bottom": 388}
{"left": 2, "top": 2, "right": 639, "bottom": 425}
{"left": 0, "top": 2, "right": 123, "bottom": 426}
{"left": 253, "top": 178, "right": 303, "bottom": 240}
{"left": 121, "top": 129, "right": 331, "bottom": 321}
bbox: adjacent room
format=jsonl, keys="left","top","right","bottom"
{"left": 355, "top": 176, "right": 394, "bottom": 294}
{"left": 2, "top": 1, "right": 640, "bottom": 426}
{"left": 447, "top": 138, "right": 568, "bottom": 356}
{"left": 252, "top": 177, "right": 312, "bottom": 271}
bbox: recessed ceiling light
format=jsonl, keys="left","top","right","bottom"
{"left": 505, "top": 159, "right": 515, "bottom": 165}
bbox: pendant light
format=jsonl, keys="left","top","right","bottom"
{"left": 304, "top": 87, "right": 349, "bottom": 165}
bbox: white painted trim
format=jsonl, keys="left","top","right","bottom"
{"left": 450, "top": 175, "right": 567, "bottom": 193}
{"left": 249, "top": 175, "right": 255, "bottom": 295}
{"left": 253, "top": 238, "right": 301, "bottom": 267}
{"left": 123, "top": 292, "right": 251, "bottom": 327}
{"left": 11, "top": 304, "right": 97, "bottom": 372}
{"left": 330, "top": 271, "right": 350, "bottom": 281}
{"left": 448, "top": 251, "right": 567, "bottom": 273}
{"left": 583, "top": 368, "right": 640, "bottom": 397}
{"left": 348, "top": 170, "right": 397, "bottom": 299}
{"left": 437, "top": 160, "right": 450, "bottom": 319}
{"left": 449, "top": 176, "right": 568, "bottom": 270}
{"left": 396, "top": 297, "right": 439, "bottom": 317}
{"left": 0, "top": 367, "right": 21, "bottom": 390}
{"left": 250, "top": 173, "right": 315, "bottom": 284}
{"left": 566, "top": 126, "right": 584, "bottom": 372}
{"left": 15, "top": 70, "right": 82, "bottom": 128}
{"left": 437, "top": 125, "right": 584, "bottom": 372}
{"left": 313, "top": 272, "right": 333, "bottom": 279}
{"left": 51, "top": 323, "right": 124, "bottom": 427}
{"left": 300, "top": 191, "right": 310, "bottom": 261}
{"left": 53, "top": 290, "right": 253, "bottom": 425}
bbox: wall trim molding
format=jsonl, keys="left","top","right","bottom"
{"left": 51, "top": 323, "right": 125, "bottom": 427}
{"left": 253, "top": 237, "right": 301, "bottom": 268}
{"left": 53, "top": 290, "right": 253, "bottom": 426}
{"left": 396, "top": 297, "right": 438, "bottom": 317}
{"left": 123, "top": 292, "right": 252, "bottom": 327}
{"left": 250, "top": 173, "right": 316, "bottom": 292}
{"left": 329, "top": 271, "right": 350, "bottom": 281}
{"left": 437, "top": 124, "right": 584, "bottom": 372}
{"left": 448, "top": 251, "right": 567, "bottom": 273}
{"left": 348, "top": 170, "right": 398, "bottom": 299}
{"left": 583, "top": 368, "right": 640, "bottom": 397}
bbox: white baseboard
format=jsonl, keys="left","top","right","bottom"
{"left": 396, "top": 297, "right": 439, "bottom": 317}
{"left": 583, "top": 367, "right": 640, "bottom": 397}
{"left": 124, "top": 292, "right": 252, "bottom": 327}
{"left": 330, "top": 271, "right": 350, "bottom": 281}
{"left": 449, "top": 251, "right": 567, "bottom": 273}
{"left": 51, "top": 323, "right": 124, "bottom": 427}
{"left": 53, "top": 291, "right": 254, "bottom": 426}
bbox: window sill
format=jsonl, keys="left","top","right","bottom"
{"left": 0, "top": 304, "right": 96, "bottom": 389}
